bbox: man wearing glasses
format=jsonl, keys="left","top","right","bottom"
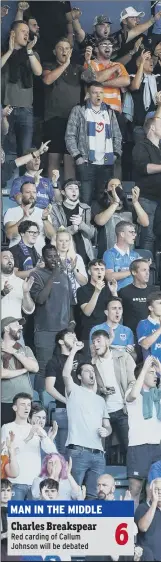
{"left": 10, "top": 220, "right": 41, "bottom": 280}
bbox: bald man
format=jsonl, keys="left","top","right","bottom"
{"left": 97, "top": 474, "right": 115, "bottom": 501}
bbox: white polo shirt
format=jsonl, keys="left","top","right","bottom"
{"left": 125, "top": 389, "right": 161, "bottom": 446}
{"left": 1, "top": 272, "right": 34, "bottom": 319}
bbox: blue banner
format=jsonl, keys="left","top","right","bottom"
{"left": 8, "top": 500, "right": 134, "bottom": 518}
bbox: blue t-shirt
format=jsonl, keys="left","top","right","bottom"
{"left": 137, "top": 317, "right": 161, "bottom": 362}
{"left": 103, "top": 247, "right": 140, "bottom": 290}
{"left": 10, "top": 174, "right": 54, "bottom": 209}
{"left": 90, "top": 321, "right": 134, "bottom": 346}
{"left": 148, "top": 460, "right": 161, "bottom": 484}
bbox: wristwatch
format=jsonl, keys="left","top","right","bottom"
{"left": 27, "top": 49, "right": 34, "bottom": 56}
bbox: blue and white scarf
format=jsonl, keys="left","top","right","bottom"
{"left": 85, "top": 100, "right": 114, "bottom": 165}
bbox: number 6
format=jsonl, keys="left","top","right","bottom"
{"left": 115, "top": 523, "right": 128, "bottom": 545}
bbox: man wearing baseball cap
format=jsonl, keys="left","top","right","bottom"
{"left": 1, "top": 317, "right": 39, "bottom": 425}
{"left": 111, "top": 5, "right": 161, "bottom": 73}
{"left": 66, "top": 8, "right": 111, "bottom": 55}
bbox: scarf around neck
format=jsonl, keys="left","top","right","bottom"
{"left": 85, "top": 100, "right": 114, "bottom": 165}
{"left": 64, "top": 198, "right": 79, "bottom": 210}
{"left": 141, "top": 387, "right": 161, "bottom": 421}
{"left": 143, "top": 74, "right": 157, "bottom": 111}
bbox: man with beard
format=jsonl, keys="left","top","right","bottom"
{"left": 9, "top": 141, "right": 60, "bottom": 209}
{"left": 82, "top": 38, "right": 130, "bottom": 114}
{"left": 45, "top": 328, "right": 86, "bottom": 457}
{"left": 66, "top": 11, "right": 111, "bottom": 57}
{"left": 30, "top": 244, "right": 75, "bottom": 396}
{"left": 3, "top": 181, "right": 55, "bottom": 255}
{"left": 1, "top": 317, "right": 39, "bottom": 425}
{"left": 97, "top": 473, "right": 115, "bottom": 500}
{"left": 1, "top": 249, "right": 35, "bottom": 320}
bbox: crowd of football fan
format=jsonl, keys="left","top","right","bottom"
{"left": 1, "top": 2, "right": 161, "bottom": 561}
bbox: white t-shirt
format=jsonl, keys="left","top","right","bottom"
{"left": 95, "top": 353, "right": 124, "bottom": 413}
{"left": 1, "top": 272, "right": 34, "bottom": 319}
{"left": 88, "top": 108, "right": 106, "bottom": 165}
{"left": 125, "top": 390, "right": 161, "bottom": 446}
{"left": 3, "top": 206, "right": 48, "bottom": 255}
{"left": 66, "top": 382, "right": 109, "bottom": 450}
{"left": 1, "top": 421, "right": 57, "bottom": 485}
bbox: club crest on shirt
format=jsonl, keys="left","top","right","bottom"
{"left": 96, "top": 122, "right": 104, "bottom": 133}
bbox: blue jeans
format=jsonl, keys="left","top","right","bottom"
{"left": 10, "top": 107, "right": 33, "bottom": 157}
{"left": 66, "top": 447, "right": 106, "bottom": 499}
{"left": 12, "top": 484, "right": 31, "bottom": 500}
{"left": 53, "top": 408, "right": 68, "bottom": 459}
{"left": 139, "top": 198, "right": 158, "bottom": 253}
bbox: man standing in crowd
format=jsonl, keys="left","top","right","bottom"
{"left": 82, "top": 38, "right": 130, "bottom": 113}
{"left": 97, "top": 473, "right": 115, "bottom": 500}
{"left": 92, "top": 179, "right": 149, "bottom": 256}
{"left": 130, "top": 50, "right": 161, "bottom": 143}
{"left": 92, "top": 329, "right": 136, "bottom": 455}
{"left": 135, "top": 478, "right": 161, "bottom": 562}
{"left": 1, "top": 249, "right": 35, "bottom": 319}
{"left": 9, "top": 141, "right": 60, "bottom": 209}
{"left": 137, "top": 292, "right": 161, "bottom": 363}
{"left": 119, "top": 259, "right": 157, "bottom": 336}
{"left": 1, "top": 392, "right": 57, "bottom": 500}
{"left": 132, "top": 113, "right": 161, "bottom": 253}
{"left": 1, "top": 20, "right": 42, "bottom": 156}
{"left": 51, "top": 179, "right": 95, "bottom": 266}
{"left": 126, "top": 356, "right": 161, "bottom": 507}
{"left": 1, "top": 317, "right": 38, "bottom": 425}
{"left": 11, "top": 220, "right": 40, "bottom": 280}
{"left": 45, "top": 329, "right": 85, "bottom": 457}
{"left": 90, "top": 297, "right": 134, "bottom": 351}
{"left": 30, "top": 244, "right": 74, "bottom": 395}
{"left": 77, "top": 259, "right": 117, "bottom": 347}
{"left": 104, "top": 221, "right": 140, "bottom": 290}
{"left": 4, "top": 181, "right": 55, "bottom": 255}
{"left": 65, "top": 81, "right": 122, "bottom": 205}
{"left": 42, "top": 37, "right": 83, "bottom": 180}
{"left": 112, "top": 6, "right": 161, "bottom": 72}
{"left": 63, "top": 339, "right": 111, "bottom": 499}
{"left": 66, "top": 11, "right": 111, "bottom": 55}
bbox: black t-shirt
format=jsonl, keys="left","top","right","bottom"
{"left": 119, "top": 283, "right": 157, "bottom": 333}
{"left": 43, "top": 60, "right": 82, "bottom": 121}
{"left": 45, "top": 348, "right": 84, "bottom": 408}
{"left": 111, "top": 28, "right": 150, "bottom": 73}
{"left": 10, "top": 243, "right": 39, "bottom": 271}
{"left": 132, "top": 138, "right": 161, "bottom": 200}
{"left": 131, "top": 74, "right": 161, "bottom": 127}
{"left": 63, "top": 203, "right": 88, "bottom": 265}
{"left": 135, "top": 502, "right": 161, "bottom": 561}
{"left": 91, "top": 200, "right": 137, "bottom": 258}
{"left": 77, "top": 282, "right": 111, "bottom": 340}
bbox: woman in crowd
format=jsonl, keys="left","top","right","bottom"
{"left": 55, "top": 226, "right": 88, "bottom": 302}
{"left": 31, "top": 453, "right": 83, "bottom": 500}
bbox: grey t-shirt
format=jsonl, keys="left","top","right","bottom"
{"left": 43, "top": 61, "right": 82, "bottom": 121}
{"left": 3, "top": 52, "right": 39, "bottom": 107}
{"left": 1, "top": 345, "right": 34, "bottom": 403}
